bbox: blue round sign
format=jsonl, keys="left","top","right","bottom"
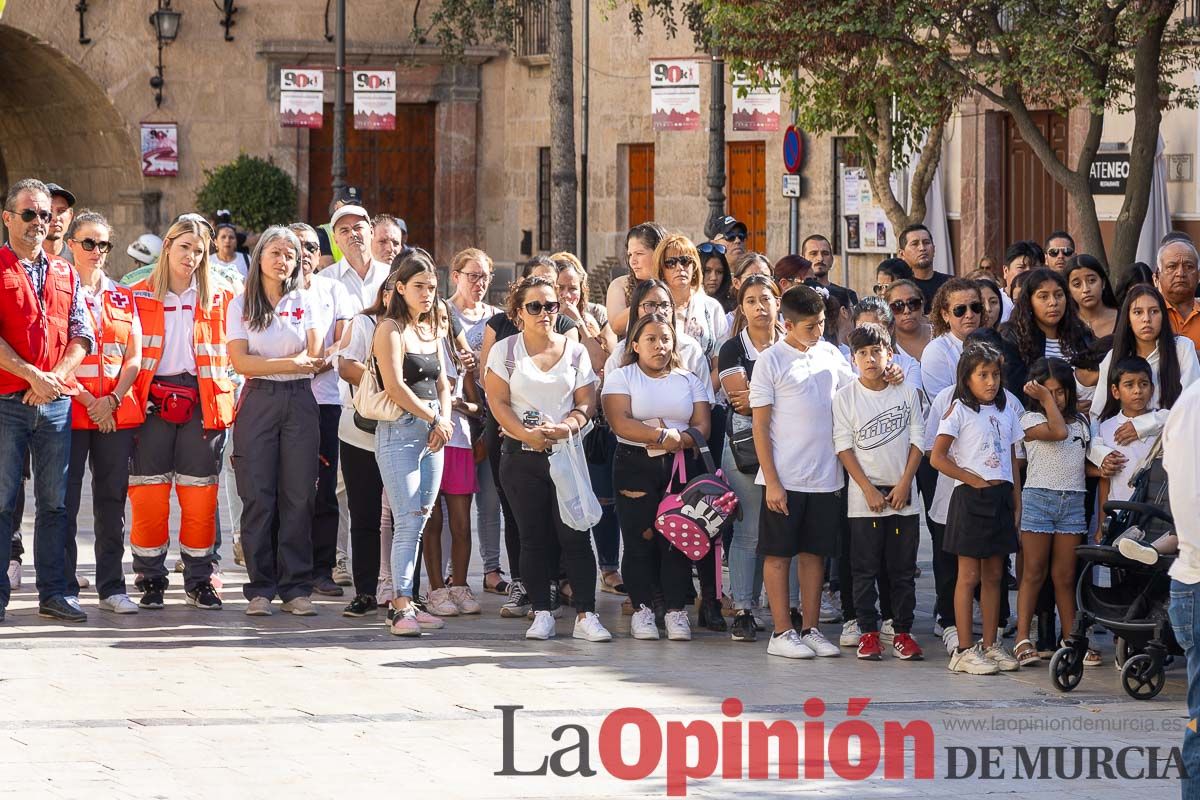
{"left": 783, "top": 126, "right": 803, "bottom": 174}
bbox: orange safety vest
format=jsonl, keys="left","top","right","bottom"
{"left": 71, "top": 282, "right": 147, "bottom": 430}
{"left": 130, "top": 280, "right": 236, "bottom": 430}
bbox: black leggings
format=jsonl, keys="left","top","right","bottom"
{"left": 340, "top": 440, "right": 383, "bottom": 598}
{"left": 485, "top": 411, "right": 522, "bottom": 581}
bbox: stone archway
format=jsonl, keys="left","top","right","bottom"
{"left": 0, "top": 25, "right": 146, "bottom": 261}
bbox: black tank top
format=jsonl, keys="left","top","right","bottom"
{"left": 403, "top": 351, "right": 440, "bottom": 400}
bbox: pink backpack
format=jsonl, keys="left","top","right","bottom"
{"left": 654, "top": 428, "right": 741, "bottom": 597}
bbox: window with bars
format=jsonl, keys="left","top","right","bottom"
{"left": 538, "top": 147, "right": 551, "bottom": 251}
{"left": 514, "top": 0, "right": 549, "bottom": 58}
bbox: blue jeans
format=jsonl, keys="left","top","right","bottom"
{"left": 723, "top": 437, "right": 798, "bottom": 609}
{"left": 474, "top": 456, "right": 502, "bottom": 573}
{"left": 0, "top": 394, "right": 72, "bottom": 605}
{"left": 375, "top": 410, "right": 443, "bottom": 600}
{"left": 1169, "top": 579, "right": 1200, "bottom": 798}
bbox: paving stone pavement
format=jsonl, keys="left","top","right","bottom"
{"left": 1, "top": 482, "right": 1190, "bottom": 798}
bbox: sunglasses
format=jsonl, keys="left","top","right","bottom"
{"left": 951, "top": 302, "right": 984, "bottom": 318}
{"left": 524, "top": 300, "right": 560, "bottom": 316}
{"left": 74, "top": 238, "right": 113, "bottom": 254}
{"left": 888, "top": 298, "right": 923, "bottom": 314}
{"left": 697, "top": 242, "right": 726, "bottom": 256}
{"left": 301, "top": 241, "right": 321, "bottom": 254}
{"left": 639, "top": 300, "right": 672, "bottom": 314}
{"left": 15, "top": 209, "right": 52, "bottom": 223}
{"left": 663, "top": 256, "right": 695, "bottom": 271}
{"left": 455, "top": 270, "right": 491, "bottom": 284}
{"left": 1047, "top": 247, "right": 1074, "bottom": 258}
{"left": 720, "top": 232, "right": 748, "bottom": 243}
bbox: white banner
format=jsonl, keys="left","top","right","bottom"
{"left": 732, "top": 69, "right": 781, "bottom": 132}
{"left": 650, "top": 59, "right": 701, "bottom": 132}
{"left": 353, "top": 70, "right": 397, "bottom": 131}
{"left": 280, "top": 69, "right": 324, "bottom": 129}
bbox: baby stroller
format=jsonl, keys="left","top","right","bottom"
{"left": 1049, "top": 436, "right": 1182, "bottom": 700}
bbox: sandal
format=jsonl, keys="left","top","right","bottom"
{"left": 600, "top": 570, "right": 627, "bottom": 595}
{"left": 1083, "top": 647, "right": 1103, "bottom": 667}
{"left": 1014, "top": 639, "right": 1040, "bottom": 666}
{"left": 483, "top": 570, "right": 509, "bottom": 596}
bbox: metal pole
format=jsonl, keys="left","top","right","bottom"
{"left": 331, "top": 0, "right": 346, "bottom": 197}
{"left": 788, "top": 69, "right": 799, "bottom": 253}
{"left": 704, "top": 46, "right": 726, "bottom": 238}
{"left": 580, "top": 0, "right": 589, "bottom": 266}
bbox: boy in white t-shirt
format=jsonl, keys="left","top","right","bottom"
{"left": 833, "top": 324, "right": 925, "bottom": 662}
{"left": 750, "top": 285, "right": 855, "bottom": 660}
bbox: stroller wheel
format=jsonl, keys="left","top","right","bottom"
{"left": 1049, "top": 646, "right": 1084, "bottom": 692}
{"left": 1120, "top": 654, "right": 1166, "bottom": 700}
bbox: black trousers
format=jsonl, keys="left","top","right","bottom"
{"left": 500, "top": 446, "right": 597, "bottom": 613}
{"left": 311, "top": 404, "right": 342, "bottom": 581}
{"left": 850, "top": 515, "right": 918, "bottom": 633}
{"left": 340, "top": 439, "right": 383, "bottom": 598}
{"left": 65, "top": 427, "right": 134, "bottom": 599}
{"left": 918, "top": 455, "right": 957, "bottom": 629}
{"left": 485, "top": 411, "right": 522, "bottom": 581}
{"left": 613, "top": 444, "right": 696, "bottom": 611}
{"left": 233, "top": 379, "right": 318, "bottom": 602}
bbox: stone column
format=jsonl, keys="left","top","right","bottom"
{"left": 434, "top": 87, "right": 479, "bottom": 264}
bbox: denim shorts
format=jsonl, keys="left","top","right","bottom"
{"left": 1020, "top": 487, "right": 1087, "bottom": 534}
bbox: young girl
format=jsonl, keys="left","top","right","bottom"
{"left": 931, "top": 343, "right": 1024, "bottom": 675}
{"left": 1012, "top": 358, "right": 1090, "bottom": 666}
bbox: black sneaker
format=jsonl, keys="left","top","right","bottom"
{"left": 699, "top": 598, "right": 727, "bottom": 632}
{"left": 38, "top": 595, "right": 87, "bottom": 623}
{"left": 137, "top": 578, "right": 168, "bottom": 610}
{"left": 312, "top": 576, "right": 345, "bottom": 597}
{"left": 790, "top": 607, "right": 804, "bottom": 634}
{"left": 343, "top": 594, "right": 378, "bottom": 618}
{"left": 185, "top": 581, "right": 222, "bottom": 610}
{"left": 730, "top": 610, "right": 757, "bottom": 642}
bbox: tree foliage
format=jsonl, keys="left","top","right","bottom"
{"left": 195, "top": 154, "right": 296, "bottom": 232}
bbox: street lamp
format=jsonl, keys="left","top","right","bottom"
{"left": 149, "top": 0, "right": 182, "bottom": 108}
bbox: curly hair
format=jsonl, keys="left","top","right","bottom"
{"left": 1001, "top": 268, "right": 1092, "bottom": 365}
{"left": 929, "top": 278, "right": 981, "bottom": 338}
{"left": 505, "top": 275, "right": 557, "bottom": 324}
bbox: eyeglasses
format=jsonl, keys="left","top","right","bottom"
{"left": 455, "top": 270, "right": 491, "bottom": 284}
{"left": 888, "top": 298, "right": 924, "bottom": 314}
{"left": 951, "top": 302, "right": 984, "bottom": 318}
{"left": 639, "top": 300, "right": 672, "bottom": 314}
{"left": 663, "top": 256, "right": 695, "bottom": 271}
{"left": 15, "top": 209, "right": 52, "bottom": 223}
{"left": 74, "top": 238, "right": 113, "bottom": 254}
{"left": 301, "top": 242, "right": 321, "bottom": 254}
{"left": 1047, "top": 247, "right": 1074, "bottom": 258}
{"left": 697, "top": 242, "right": 726, "bottom": 256}
{"left": 523, "top": 301, "right": 560, "bottom": 316}
{"left": 719, "top": 232, "right": 748, "bottom": 243}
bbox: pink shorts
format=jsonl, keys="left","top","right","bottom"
{"left": 440, "top": 446, "right": 479, "bottom": 495}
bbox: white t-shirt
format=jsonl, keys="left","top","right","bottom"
{"left": 337, "top": 313, "right": 377, "bottom": 451}
{"left": 678, "top": 291, "right": 729, "bottom": 359}
{"left": 748, "top": 339, "right": 855, "bottom": 493}
{"left": 601, "top": 364, "right": 710, "bottom": 446}
{"left": 936, "top": 397, "right": 1024, "bottom": 487}
{"left": 1092, "top": 413, "right": 1156, "bottom": 502}
{"left": 307, "top": 278, "right": 354, "bottom": 405}
{"left": 1044, "top": 338, "right": 1063, "bottom": 360}
{"left": 1092, "top": 336, "right": 1200, "bottom": 452}
{"left": 832, "top": 380, "right": 925, "bottom": 517}
{"left": 1166, "top": 380, "right": 1200, "bottom": 584}
{"left": 919, "top": 333, "right": 965, "bottom": 402}
{"left": 444, "top": 339, "right": 473, "bottom": 450}
{"left": 604, "top": 331, "right": 714, "bottom": 403}
{"left": 157, "top": 283, "right": 199, "bottom": 376}
{"left": 226, "top": 289, "right": 318, "bottom": 381}
{"left": 485, "top": 334, "right": 598, "bottom": 427}
{"left": 210, "top": 252, "right": 249, "bottom": 279}
{"left": 1019, "top": 411, "right": 1089, "bottom": 492}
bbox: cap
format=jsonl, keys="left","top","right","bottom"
{"left": 173, "top": 212, "right": 215, "bottom": 238}
{"left": 715, "top": 215, "right": 747, "bottom": 238}
{"left": 329, "top": 186, "right": 362, "bottom": 212}
{"left": 394, "top": 217, "right": 408, "bottom": 233}
{"left": 127, "top": 233, "right": 163, "bottom": 265}
{"left": 44, "top": 183, "right": 76, "bottom": 207}
{"left": 330, "top": 204, "right": 370, "bottom": 229}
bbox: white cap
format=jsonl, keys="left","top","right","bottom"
{"left": 127, "top": 233, "right": 163, "bottom": 265}
{"left": 330, "top": 204, "right": 370, "bottom": 229}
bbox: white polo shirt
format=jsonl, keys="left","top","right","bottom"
{"left": 307, "top": 278, "right": 354, "bottom": 405}
{"left": 314, "top": 257, "right": 389, "bottom": 312}
{"left": 157, "top": 283, "right": 199, "bottom": 376}
{"left": 226, "top": 289, "right": 319, "bottom": 381}
{"left": 1166, "top": 380, "right": 1200, "bottom": 584}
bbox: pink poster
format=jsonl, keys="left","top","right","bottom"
{"left": 650, "top": 59, "right": 701, "bottom": 132}
{"left": 140, "top": 122, "right": 178, "bottom": 177}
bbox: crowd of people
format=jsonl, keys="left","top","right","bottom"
{"left": 2, "top": 176, "right": 1199, "bottom": 678}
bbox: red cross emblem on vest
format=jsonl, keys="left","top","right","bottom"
{"left": 107, "top": 291, "right": 130, "bottom": 309}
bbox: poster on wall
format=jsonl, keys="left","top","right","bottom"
{"left": 650, "top": 59, "right": 701, "bottom": 131}
{"left": 731, "top": 68, "right": 781, "bottom": 131}
{"left": 353, "top": 70, "right": 397, "bottom": 131}
{"left": 839, "top": 166, "right": 897, "bottom": 253}
{"left": 280, "top": 68, "right": 324, "bottom": 128}
{"left": 140, "top": 122, "right": 178, "bottom": 177}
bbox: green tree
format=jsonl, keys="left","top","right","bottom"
{"left": 195, "top": 154, "right": 297, "bottom": 232}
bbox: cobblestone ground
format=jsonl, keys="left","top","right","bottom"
{"left": 0, "top": 481, "right": 1189, "bottom": 799}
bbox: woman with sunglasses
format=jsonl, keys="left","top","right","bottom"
{"left": 485, "top": 275, "right": 610, "bottom": 642}
{"left": 1064, "top": 255, "right": 1119, "bottom": 338}
{"left": 999, "top": 268, "right": 1093, "bottom": 403}
{"left": 608, "top": 222, "right": 667, "bottom": 338}
{"left": 883, "top": 280, "right": 932, "bottom": 363}
{"left": 920, "top": 278, "right": 984, "bottom": 400}
{"left": 873, "top": 258, "right": 914, "bottom": 297}
{"left": 654, "top": 234, "right": 729, "bottom": 362}
{"left": 62, "top": 212, "right": 145, "bottom": 615}
{"left": 699, "top": 242, "right": 734, "bottom": 313}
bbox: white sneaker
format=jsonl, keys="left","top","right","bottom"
{"left": 839, "top": 619, "right": 862, "bottom": 647}
{"left": 332, "top": 554, "right": 353, "bottom": 586}
{"left": 449, "top": 585, "right": 482, "bottom": 614}
{"left": 573, "top": 612, "right": 612, "bottom": 642}
{"left": 949, "top": 643, "right": 1000, "bottom": 675}
{"left": 630, "top": 605, "right": 660, "bottom": 640}
{"left": 801, "top": 628, "right": 841, "bottom": 657}
{"left": 1118, "top": 537, "right": 1160, "bottom": 565}
{"left": 984, "top": 643, "right": 1020, "bottom": 671}
{"left": 526, "top": 604, "right": 565, "bottom": 619}
{"left": 425, "top": 587, "right": 460, "bottom": 617}
{"left": 767, "top": 628, "right": 816, "bottom": 659}
{"left": 525, "top": 609, "right": 557, "bottom": 640}
{"left": 665, "top": 610, "right": 692, "bottom": 641}
{"left": 819, "top": 589, "right": 841, "bottom": 623}
{"left": 98, "top": 594, "right": 138, "bottom": 614}
{"left": 7, "top": 560, "right": 20, "bottom": 590}
{"left": 880, "top": 619, "right": 896, "bottom": 649}
{"left": 942, "top": 625, "right": 960, "bottom": 655}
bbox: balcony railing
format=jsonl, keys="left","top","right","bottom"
{"left": 514, "top": 0, "right": 549, "bottom": 59}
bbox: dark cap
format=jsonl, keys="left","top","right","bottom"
{"left": 714, "top": 215, "right": 747, "bottom": 238}
{"left": 329, "top": 186, "right": 362, "bottom": 213}
{"left": 394, "top": 217, "right": 408, "bottom": 234}
{"left": 44, "top": 183, "right": 76, "bottom": 207}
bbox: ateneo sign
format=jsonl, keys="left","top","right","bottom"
{"left": 1089, "top": 153, "right": 1130, "bottom": 195}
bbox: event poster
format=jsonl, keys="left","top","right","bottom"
{"left": 140, "top": 122, "right": 178, "bottom": 177}
{"left": 353, "top": 70, "right": 397, "bottom": 131}
{"left": 280, "top": 68, "right": 324, "bottom": 128}
{"left": 650, "top": 59, "right": 701, "bottom": 131}
{"left": 731, "top": 68, "right": 781, "bottom": 131}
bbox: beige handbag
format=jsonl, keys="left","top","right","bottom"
{"left": 352, "top": 321, "right": 403, "bottom": 422}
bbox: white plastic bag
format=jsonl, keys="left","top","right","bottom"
{"left": 548, "top": 428, "right": 602, "bottom": 531}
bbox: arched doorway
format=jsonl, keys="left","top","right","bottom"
{"left": 0, "top": 25, "right": 145, "bottom": 263}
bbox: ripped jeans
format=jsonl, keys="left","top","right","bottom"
{"left": 375, "top": 407, "right": 444, "bottom": 600}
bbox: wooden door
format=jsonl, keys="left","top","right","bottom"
{"left": 308, "top": 103, "right": 437, "bottom": 255}
{"left": 627, "top": 143, "right": 655, "bottom": 228}
{"left": 726, "top": 141, "right": 766, "bottom": 252}
{"left": 1002, "top": 111, "right": 1068, "bottom": 247}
